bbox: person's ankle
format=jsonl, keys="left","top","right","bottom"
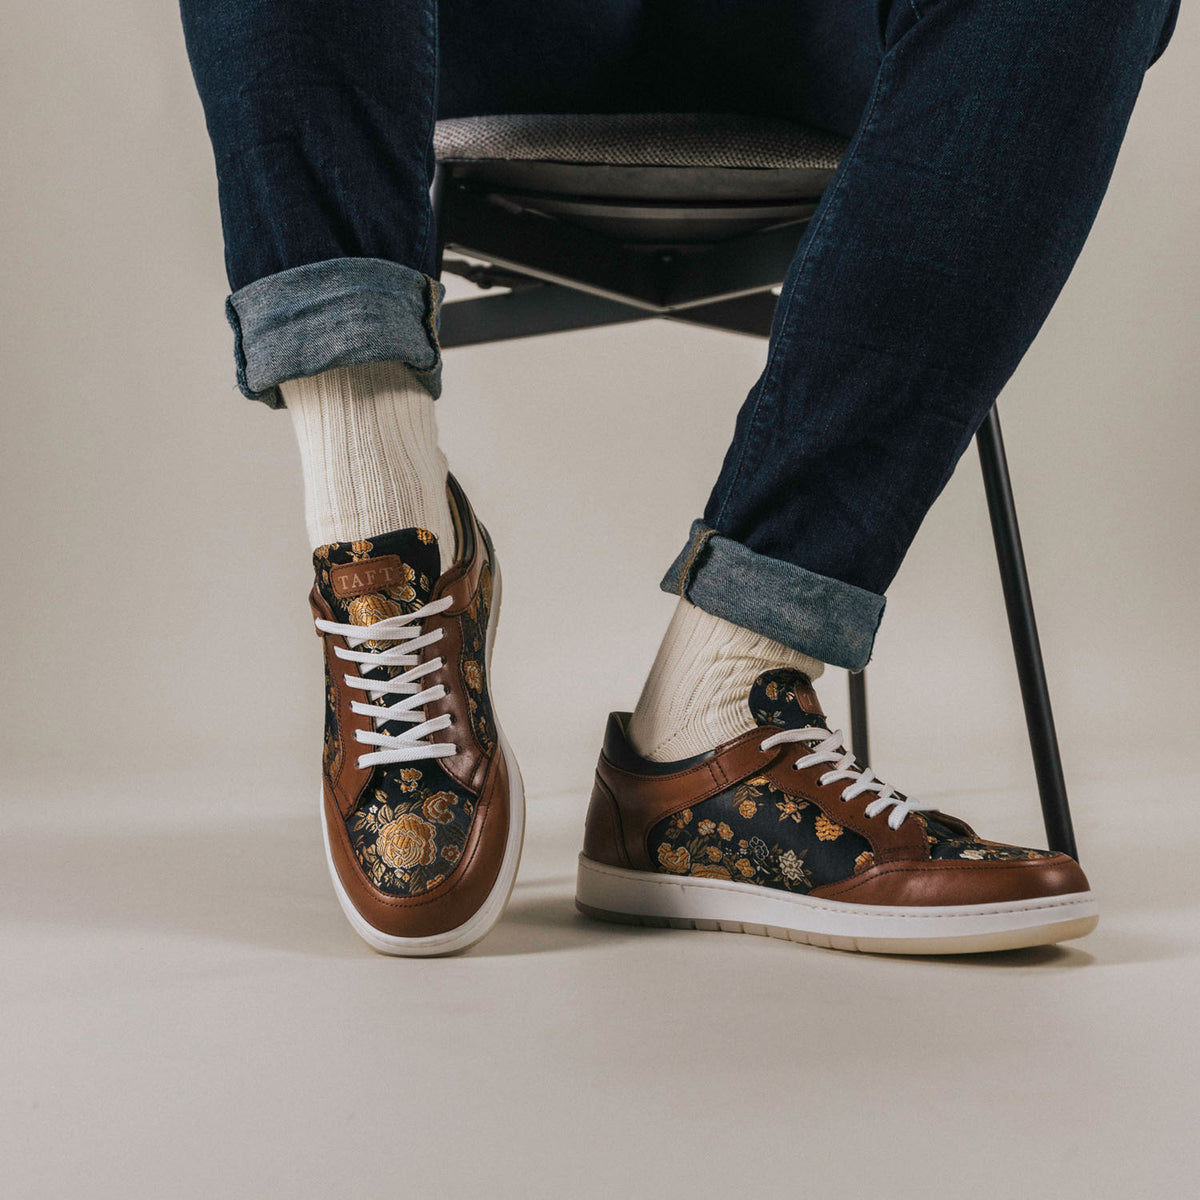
{"left": 282, "top": 359, "right": 455, "bottom": 553}
{"left": 628, "top": 599, "right": 825, "bottom": 762}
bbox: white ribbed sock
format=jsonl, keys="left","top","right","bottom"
{"left": 281, "top": 360, "right": 455, "bottom": 554}
{"left": 628, "top": 598, "right": 826, "bottom": 762}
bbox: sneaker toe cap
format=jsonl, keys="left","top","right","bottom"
{"left": 811, "top": 852, "right": 1091, "bottom": 907}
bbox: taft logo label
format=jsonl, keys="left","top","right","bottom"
{"left": 329, "top": 556, "right": 410, "bottom": 599}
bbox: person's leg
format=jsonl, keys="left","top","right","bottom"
{"left": 631, "top": 0, "right": 1181, "bottom": 758}
{"left": 179, "top": 0, "right": 452, "bottom": 549}
{"left": 582, "top": 0, "right": 1178, "bottom": 951}
{"left": 179, "top": 0, "right": 650, "bottom": 548}
{"left": 179, "top": 0, "right": 655, "bottom": 954}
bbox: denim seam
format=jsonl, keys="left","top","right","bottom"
{"left": 422, "top": 275, "right": 443, "bottom": 360}
{"left": 675, "top": 526, "right": 717, "bottom": 596}
{"left": 710, "top": 39, "right": 894, "bottom": 532}
{"left": 412, "top": 1, "right": 439, "bottom": 275}
{"left": 223, "top": 293, "right": 265, "bottom": 405}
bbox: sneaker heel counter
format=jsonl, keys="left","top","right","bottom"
{"left": 582, "top": 771, "right": 630, "bottom": 869}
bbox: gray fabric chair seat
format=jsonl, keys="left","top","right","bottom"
{"left": 434, "top": 113, "right": 848, "bottom": 241}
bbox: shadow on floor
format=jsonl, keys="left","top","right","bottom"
{"left": 466, "top": 884, "right": 630, "bottom": 957}
{"left": 1, "top": 817, "right": 627, "bottom": 959}
{"left": 4, "top": 815, "right": 1183, "bottom": 966}
{"left": 895, "top": 943, "right": 1095, "bottom": 969}
{"left": 4, "top": 813, "right": 377, "bottom": 956}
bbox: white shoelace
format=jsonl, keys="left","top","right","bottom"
{"left": 759, "top": 725, "right": 934, "bottom": 830}
{"left": 315, "top": 594, "right": 458, "bottom": 770}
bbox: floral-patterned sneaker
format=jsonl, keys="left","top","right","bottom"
{"left": 309, "top": 475, "right": 523, "bottom": 956}
{"left": 576, "top": 668, "right": 1097, "bottom": 954}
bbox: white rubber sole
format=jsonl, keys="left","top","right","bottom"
{"left": 322, "top": 558, "right": 526, "bottom": 957}
{"left": 575, "top": 855, "right": 1098, "bottom": 955}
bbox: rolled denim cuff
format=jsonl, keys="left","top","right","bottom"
{"left": 661, "top": 520, "right": 886, "bottom": 671}
{"left": 224, "top": 257, "right": 446, "bottom": 409}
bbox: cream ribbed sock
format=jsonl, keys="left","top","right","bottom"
{"left": 281, "top": 360, "right": 455, "bottom": 555}
{"left": 628, "top": 598, "right": 826, "bottom": 762}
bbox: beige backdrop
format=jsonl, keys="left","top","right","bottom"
{"left": 2, "top": 4, "right": 1198, "bottom": 1199}
{"left": 1, "top": 5, "right": 1197, "bottom": 807}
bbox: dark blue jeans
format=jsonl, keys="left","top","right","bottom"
{"left": 180, "top": 0, "right": 1179, "bottom": 669}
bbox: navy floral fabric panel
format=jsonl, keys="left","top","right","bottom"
{"left": 313, "top": 529, "right": 440, "bottom": 620}
{"left": 348, "top": 762, "right": 475, "bottom": 895}
{"left": 315, "top": 528, "right": 481, "bottom": 897}
{"left": 458, "top": 555, "right": 496, "bottom": 756}
{"left": 748, "top": 668, "right": 827, "bottom": 730}
{"left": 917, "top": 813, "right": 1057, "bottom": 862}
{"left": 648, "top": 774, "right": 876, "bottom": 893}
{"left": 646, "top": 665, "right": 1057, "bottom": 892}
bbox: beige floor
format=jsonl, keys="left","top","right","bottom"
{"left": 3, "top": 758, "right": 1196, "bottom": 1200}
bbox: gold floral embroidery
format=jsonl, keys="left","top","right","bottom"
{"left": 421, "top": 790, "right": 457, "bottom": 825}
{"left": 776, "top": 797, "right": 809, "bottom": 823}
{"left": 698, "top": 819, "right": 716, "bottom": 835}
{"left": 456, "top": 561, "right": 496, "bottom": 753}
{"left": 922, "top": 821, "right": 1058, "bottom": 862}
{"left": 658, "top": 844, "right": 690, "bottom": 874}
{"left": 706, "top": 846, "right": 722, "bottom": 862}
{"left": 734, "top": 857, "right": 755, "bottom": 878}
{"left": 690, "top": 863, "right": 733, "bottom": 880}
{"left": 748, "top": 669, "right": 823, "bottom": 729}
{"left": 777, "top": 849, "right": 811, "bottom": 887}
{"left": 417, "top": 528, "right": 436, "bottom": 544}
{"left": 815, "top": 813, "right": 843, "bottom": 841}
{"left": 321, "top": 532, "right": 479, "bottom": 898}
{"left": 717, "top": 822, "right": 734, "bottom": 840}
{"left": 733, "top": 776, "right": 771, "bottom": 821}
{"left": 348, "top": 592, "right": 403, "bottom": 627}
{"left": 377, "top": 813, "right": 438, "bottom": 870}
{"left": 854, "top": 850, "right": 876, "bottom": 873}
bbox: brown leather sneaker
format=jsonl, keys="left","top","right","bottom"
{"left": 576, "top": 668, "right": 1097, "bottom": 954}
{"left": 309, "top": 476, "right": 523, "bottom": 955}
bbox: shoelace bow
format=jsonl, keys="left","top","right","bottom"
{"left": 758, "top": 725, "right": 933, "bottom": 830}
{"left": 315, "top": 594, "right": 458, "bottom": 770}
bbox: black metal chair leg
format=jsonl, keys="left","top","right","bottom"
{"left": 848, "top": 670, "right": 870, "bottom": 769}
{"left": 975, "top": 406, "right": 1078, "bottom": 860}
{"left": 431, "top": 164, "right": 448, "bottom": 279}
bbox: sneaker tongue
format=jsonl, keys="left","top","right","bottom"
{"left": 313, "top": 528, "right": 441, "bottom": 627}
{"left": 748, "top": 668, "right": 827, "bottom": 730}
